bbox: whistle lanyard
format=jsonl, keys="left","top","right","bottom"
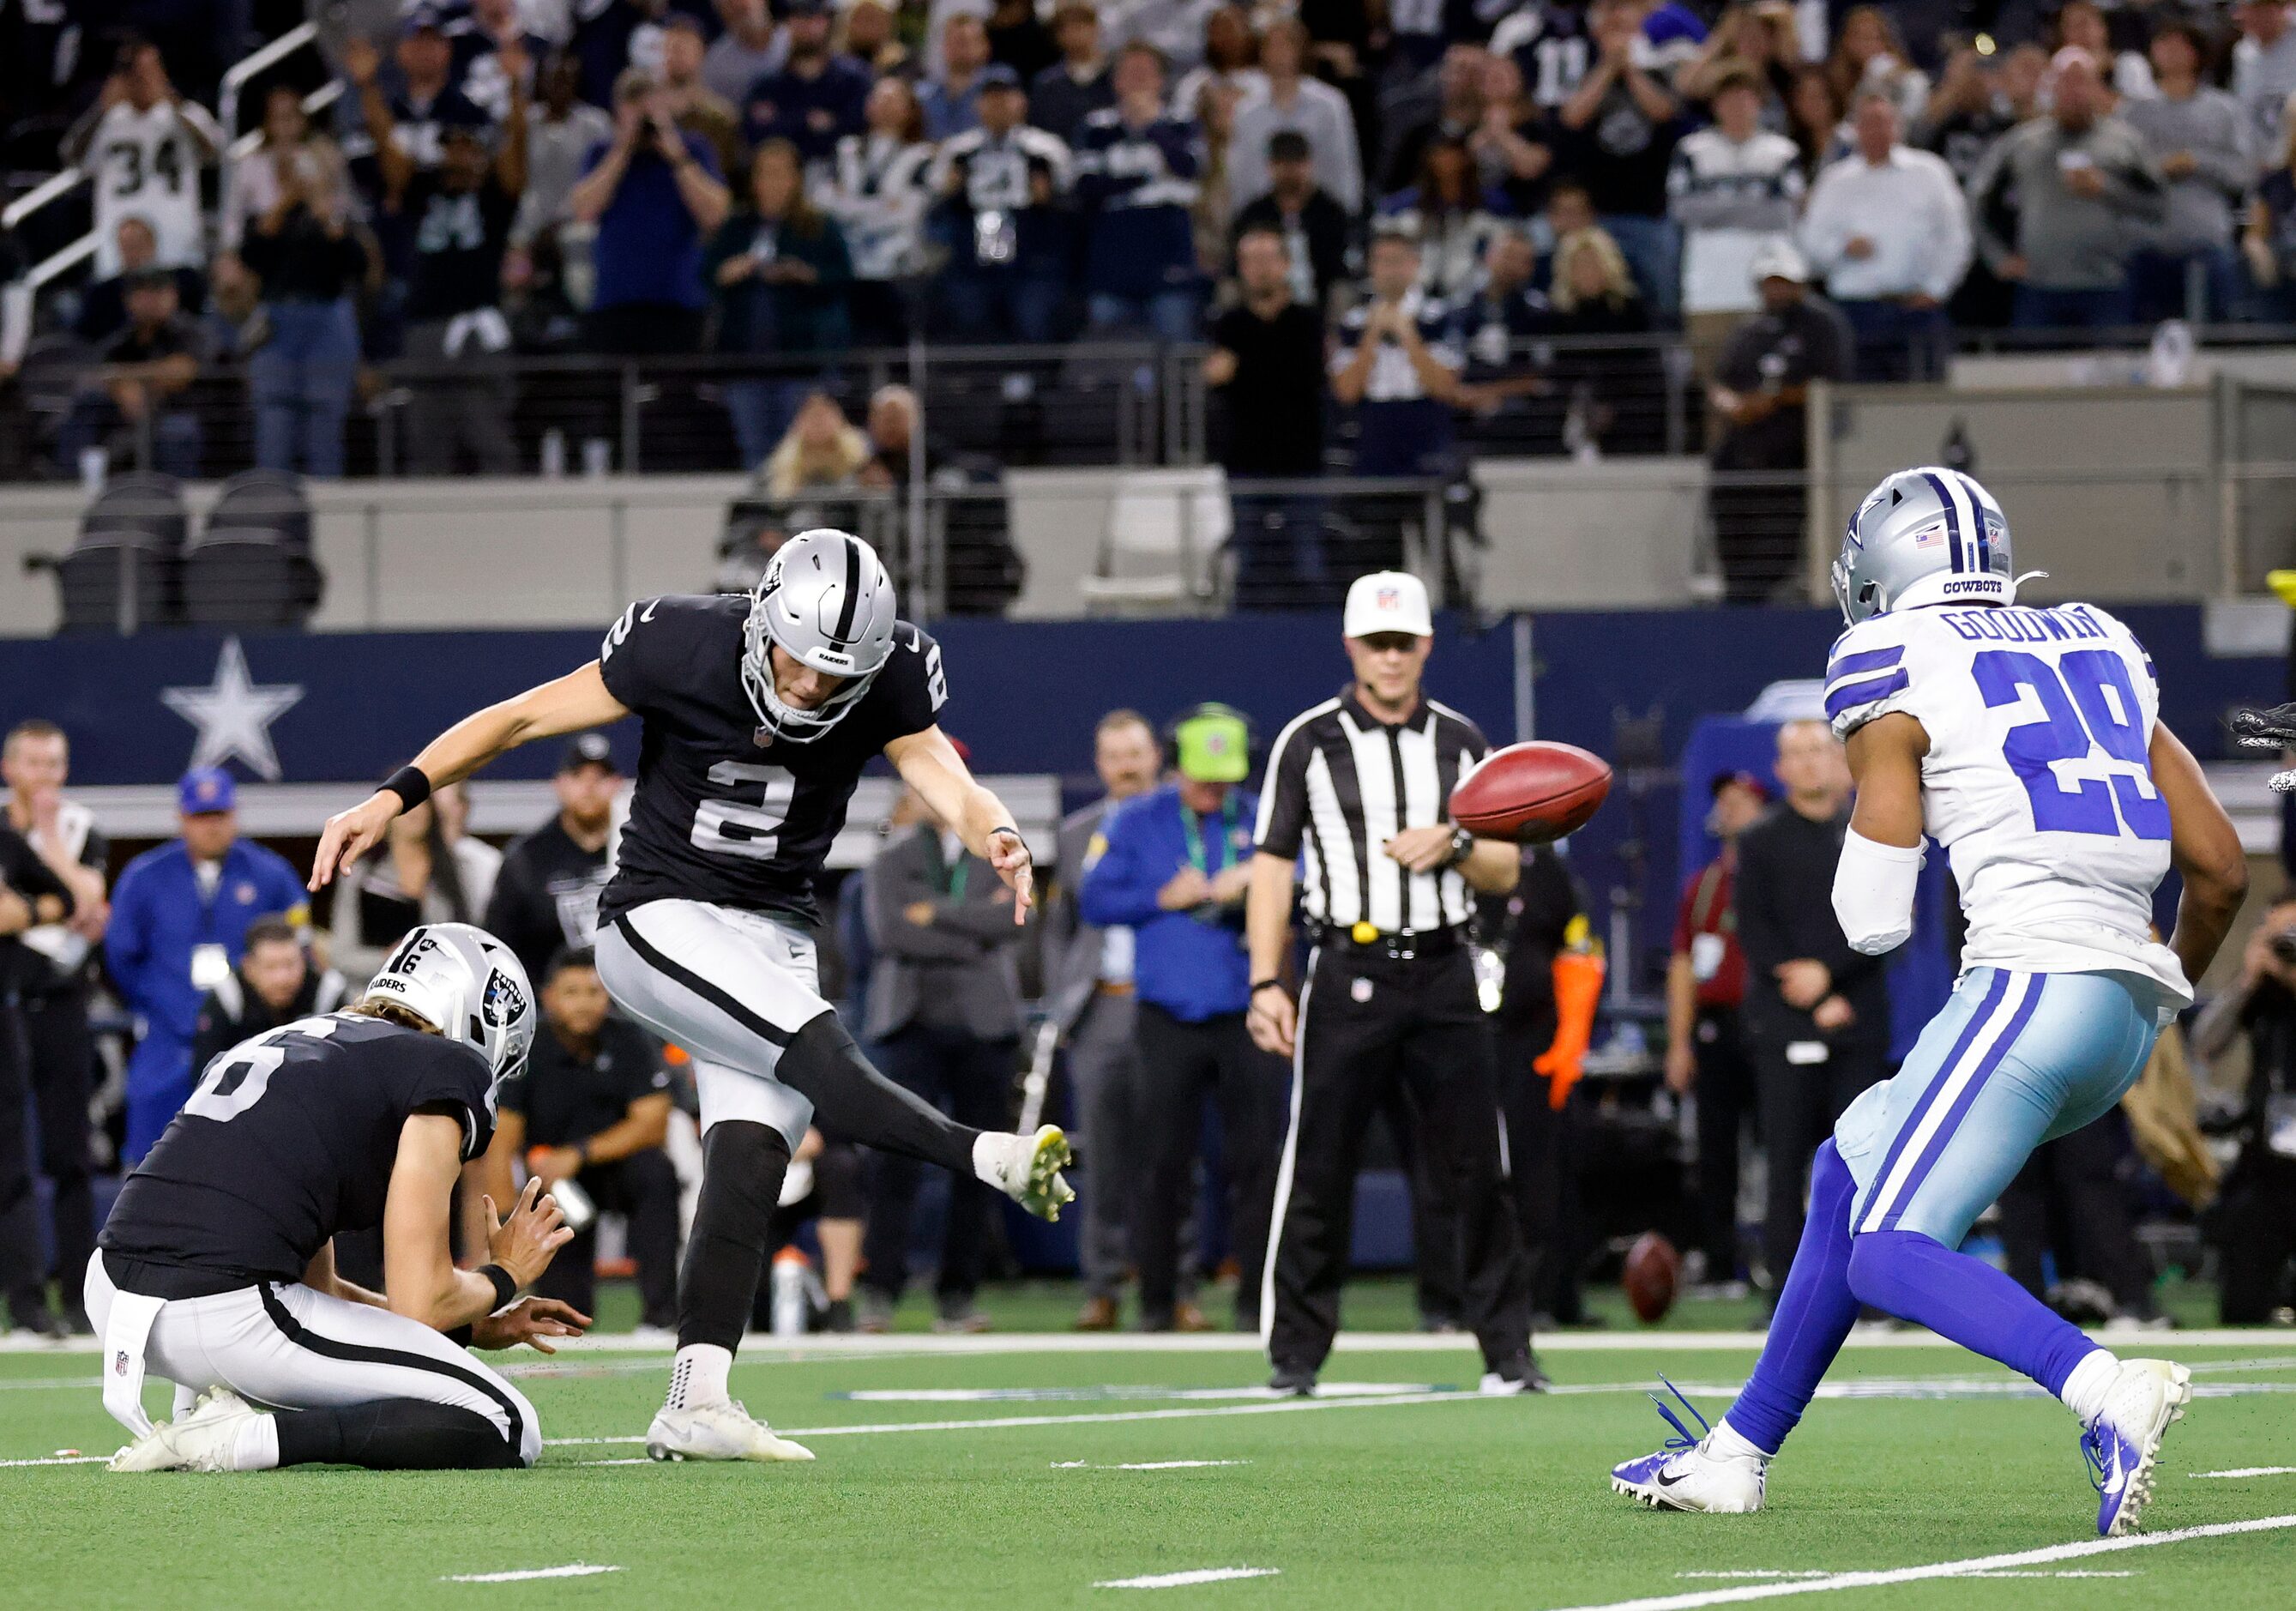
{"left": 1179, "top": 798, "right": 1240, "bottom": 875}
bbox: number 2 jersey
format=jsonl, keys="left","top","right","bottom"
{"left": 1824, "top": 600, "right": 2189, "bottom": 1008}
{"left": 99, "top": 1013, "right": 497, "bottom": 1294}
{"left": 595, "top": 594, "right": 947, "bottom": 928}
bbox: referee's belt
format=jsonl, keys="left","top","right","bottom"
{"left": 1314, "top": 923, "right": 1467, "bottom": 962}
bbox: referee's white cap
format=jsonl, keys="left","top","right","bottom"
{"left": 1343, "top": 570, "right": 1433, "bottom": 639}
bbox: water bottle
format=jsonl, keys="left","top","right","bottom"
{"left": 539, "top": 427, "right": 566, "bottom": 478}
{"left": 769, "top": 1251, "right": 811, "bottom": 1336}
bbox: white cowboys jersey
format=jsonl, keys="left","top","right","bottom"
{"left": 1825, "top": 599, "right": 2188, "bottom": 1007}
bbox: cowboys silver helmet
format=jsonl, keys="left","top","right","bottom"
{"left": 1832, "top": 465, "right": 2020, "bottom": 625}
{"left": 743, "top": 528, "right": 898, "bottom": 742}
{"left": 362, "top": 923, "right": 536, "bottom": 1113}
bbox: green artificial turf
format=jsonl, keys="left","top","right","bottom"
{"left": 5, "top": 1315, "right": 2293, "bottom": 1609}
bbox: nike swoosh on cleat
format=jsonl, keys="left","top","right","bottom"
{"left": 1655, "top": 1470, "right": 1690, "bottom": 1487}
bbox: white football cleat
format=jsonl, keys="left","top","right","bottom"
{"left": 107, "top": 1387, "right": 262, "bottom": 1474}
{"left": 2083, "top": 1357, "right": 2191, "bottom": 1537}
{"left": 979, "top": 1125, "right": 1076, "bottom": 1222}
{"left": 1609, "top": 1381, "right": 1766, "bottom": 1514}
{"left": 646, "top": 1400, "right": 815, "bottom": 1463}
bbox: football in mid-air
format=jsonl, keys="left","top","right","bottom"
{"left": 1449, "top": 741, "right": 1612, "bottom": 843}
{"left": 1622, "top": 1232, "right": 1681, "bottom": 1324}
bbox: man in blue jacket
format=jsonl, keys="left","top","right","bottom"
{"left": 1081, "top": 705, "right": 1287, "bottom": 1331}
{"left": 105, "top": 769, "right": 308, "bottom": 1161}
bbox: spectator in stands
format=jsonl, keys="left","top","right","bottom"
{"left": 1106, "top": 0, "right": 1226, "bottom": 77}
{"left": 923, "top": 12, "right": 995, "bottom": 140}
{"left": 238, "top": 155, "right": 372, "bottom": 479}
{"left": 1968, "top": 48, "right": 2166, "bottom": 331}
{"left": 352, "top": 15, "right": 492, "bottom": 182}
{"left": 572, "top": 67, "right": 731, "bottom": 359}
{"left": 1383, "top": 42, "right": 1485, "bottom": 196}
{"left": 1786, "top": 64, "right": 1846, "bottom": 187}
{"left": 660, "top": 13, "right": 747, "bottom": 179}
{"left": 485, "top": 947, "right": 681, "bottom": 1336}
{"left": 931, "top": 66, "right": 1074, "bottom": 345}
{"left": 198, "top": 253, "right": 265, "bottom": 367}
{"left": 841, "top": 0, "right": 910, "bottom": 76}
{"left": 1707, "top": 242, "right": 1850, "bottom": 601}
{"left": 1558, "top": 0, "right": 1685, "bottom": 320}
{"left": 1669, "top": 65, "right": 1804, "bottom": 378}
{"left": 455, "top": 0, "right": 551, "bottom": 122}
{"left": 858, "top": 383, "right": 935, "bottom": 487}
{"left": 1172, "top": 5, "right": 1264, "bottom": 124}
{"left": 188, "top": 919, "right": 350, "bottom": 1079}
{"left": 1032, "top": 2, "right": 1117, "bottom": 142}
{"left": 1074, "top": 42, "right": 1204, "bottom": 341}
{"left": 1467, "top": 53, "right": 1554, "bottom": 220}
{"left": 1080, "top": 703, "right": 1282, "bottom": 1333}
{"left": 858, "top": 762, "right": 1029, "bottom": 1333}
{"left": 2054, "top": 0, "right": 2154, "bottom": 102}
{"left": 1232, "top": 130, "right": 1352, "bottom": 312}
{"left": 62, "top": 37, "right": 220, "bottom": 279}
{"left": 763, "top": 389, "right": 873, "bottom": 495}
{"left": 1229, "top": 17, "right": 1362, "bottom": 228}
{"left": 1800, "top": 89, "right": 1969, "bottom": 381}
{"left": 1678, "top": 3, "right": 1797, "bottom": 120}
{"left": 513, "top": 52, "right": 617, "bottom": 270}
{"left": 1824, "top": 5, "right": 1928, "bottom": 130}
{"left": 1378, "top": 135, "right": 1504, "bottom": 303}
{"left": 704, "top": 0, "right": 784, "bottom": 106}
{"left": 2190, "top": 895, "right": 2296, "bottom": 1323}
{"left": 374, "top": 54, "right": 529, "bottom": 477}
{"left": 105, "top": 769, "right": 307, "bottom": 1162}
{"left": 1542, "top": 225, "right": 1658, "bottom": 457}
{"left": 485, "top": 734, "right": 621, "bottom": 984}
{"left": 2238, "top": 0, "right": 2296, "bottom": 155}
{"left": 1919, "top": 39, "right": 2035, "bottom": 186}
{"left": 1330, "top": 226, "right": 1465, "bottom": 478}
{"left": 58, "top": 269, "right": 205, "bottom": 479}
{"left": 572, "top": 0, "right": 714, "bottom": 110}
{"left": 987, "top": 0, "right": 1058, "bottom": 81}
{"left": 2125, "top": 19, "right": 2256, "bottom": 323}
{"left": 1735, "top": 718, "right": 1889, "bottom": 1314}
{"left": 1190, "top": 80, "right": 1242, "bottom": 273}
{"left": 74, "top": 217, "right": 204, "bottom": 347}
{"left": 328, "top": 782, "right": 500, "bottom": 984}
{"left": 1208, "top": 225, "right": 1329, "bottom": 603}
{"left": 2, "top": 721, "right": 108, "bottom": 1335}
{"left": 708, "top": 138, "right": 855, "bottom": 470}
{"left": 1455, "top": 225, "right": 1552, "bottom": 422}
{"left": 2245, "top": 94, "right": 2296, "bottom": 315}
{"left": 744, "top": 0, "right": 872, "bottom": 166}
{"left": 224, "top": 84, "right": 353, "bottom": 253}
{"left": 823, "top": 77, "right": 934, "bottom": 346}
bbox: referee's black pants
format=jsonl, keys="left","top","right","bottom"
{"left": 1265, "top": 946, "right": 1533, "bottom": 1375}
{"left": 1130, "top": 1004, "right": 1287, "bottom": 1330}
{"left": 1751, "top": 1034, "right": 1885, "bottom": 1293}
{"left": 19, "top": 986, "right": 95, "bottom": 1294}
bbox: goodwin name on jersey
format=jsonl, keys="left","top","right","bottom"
{"left": 596, "top": 594, "right": 947, "bottom": 927}
{"left": 1824, "top": 599, "right": 2186, "bottom": 1006}
{"left": 99, "top": 1013, "right": 497, "bottom": 1293}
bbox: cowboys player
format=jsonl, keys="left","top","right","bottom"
{"left": 310, "top": 529, "right": 1074, "bottom": 1463}
{"left": 1610, "top": 467, "right": 2247, "bottom": 1536}
{"left": 93, "top": 923, "right": 584, "bottom": 1473}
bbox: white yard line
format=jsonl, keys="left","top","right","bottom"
{"left": 1543, "top": 1514, "right": 2296, "bottom": 1611}
{"left": 2191, "top": 1466, "right": 2296, "bottom": 1479}
{"left": 0, "top": 1454, "right": 105, "bottom": 1468}
{"left": 1677, "top": 1571, "right": 2133, "bottom": 1583}
{"left": 1053, "top": 1460, "right": 1250, "bottom": 1470}
{"left": 443, "top": 1565, "right": 624, "bottom": 1584}
{"left": 836, "top": 1382, "right": 1438, "bottom": 1403}
{"left": 1094, "top": 1567, "right": 1280, "bottom": 1590}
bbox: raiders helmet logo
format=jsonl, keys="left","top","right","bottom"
{"left": 481, "top": 968, "right": 529, "bottom": 1031}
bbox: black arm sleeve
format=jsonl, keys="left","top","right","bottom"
{"left": 0, "top": 826, "right": 73, "bottom": 919}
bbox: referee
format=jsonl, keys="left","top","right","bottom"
{"left": 1244, "top": 571, "right": 1540, "bottom": 1396}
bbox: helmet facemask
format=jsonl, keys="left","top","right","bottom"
{"left": 739, "top": 530, "right": 898, "bottom": 744}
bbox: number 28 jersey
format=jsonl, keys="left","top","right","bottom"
{"left": 596, "top": 594, "right": 947, "bottom": 928}
{"left": 1825, "top": 600, "right": 2188, "bottom": 1008}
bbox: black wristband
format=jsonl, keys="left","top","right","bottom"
{"left": 1250, "top": 979, "right": 1289, "bottom": 999}
{"left": 382, "top": 763, "right": 433, "bottom": 813}
{"left": 477, "top": 1263, "right": 517, "bottom": 1310}
{"left": 988, "top": 824, "right": 1021, "bottom": 843}
{"left": 446, "top": 1324, "right": 474, "bottom": 1349}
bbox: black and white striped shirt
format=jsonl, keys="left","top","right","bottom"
{"left": 1254, "top": 689, "right": 1488, "bottom": 933}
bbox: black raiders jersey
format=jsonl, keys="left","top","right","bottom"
{"left": 100, "top": 1013, "right": 496, "bottom": 1289}
{"left": 595, "top": 594, "right": 947, "bottom": 927}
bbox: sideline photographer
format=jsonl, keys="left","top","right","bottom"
{"left": 2191, "top": 894, "right": 2296, "bottom": 1322}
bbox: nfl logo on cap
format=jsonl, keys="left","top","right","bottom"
{"left": 1342, "top": 570, "right": 1434, "bottom": 639}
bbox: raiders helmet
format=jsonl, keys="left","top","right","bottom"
{"left": 743, "top": 528, "right": 898, "bottom": 742}
{"left": 363, "top": 923, "right": 536, "bottom": 1104}
{"left": 1832, "top": 466, "right": 2022, "bottom": 625}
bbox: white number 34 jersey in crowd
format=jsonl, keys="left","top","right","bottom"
{"left": 1824, "top": 600, "right": 2190, "bottom": 1010}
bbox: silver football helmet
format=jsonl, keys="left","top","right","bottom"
{"left": 742, "top": 528, "right": 898, "bottom": 743}
{"left": 1831, "top": 465, "right": 2022, "bottom": 624}
{"left": 362, "top": 923, "right": 535, "bottom": 1112}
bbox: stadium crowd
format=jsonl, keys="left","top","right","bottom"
{"left": 10, "top": 0, "right": 2296, "bottom": 504}
{"left": 4, "top": 699, "right": 2296, "bottom": 1342}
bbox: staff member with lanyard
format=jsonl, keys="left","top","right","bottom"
{"left": 1245, "top": 572, "right": 1540, "bottom": 1397}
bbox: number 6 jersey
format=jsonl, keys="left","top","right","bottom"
{"left": 1824, "top": 600, "right": 2189, "bottom": 1007}
{"left": 595, "top": 594, "right": 946, "bottom": 928}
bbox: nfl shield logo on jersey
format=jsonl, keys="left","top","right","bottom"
{"left": 114, "top": 1351, "right": 129, "bottom": 1378}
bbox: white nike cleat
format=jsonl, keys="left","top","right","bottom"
{"left": 646, "top": 1400, "right": 815, "bottom": 1463}
{"left": 1609, "top": 1381, "right": 1766, "bottom": 1514}
{"left": 107, "top": 1387, "right": 261, "bottom": 1473}
{"left": 980, "top": 1125, "right": 1076, "bottom": 1222}
{"left": 2083, "top": 1357, "right": 2191, "bottom": 1537}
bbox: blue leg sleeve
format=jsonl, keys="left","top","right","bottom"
{"left": 1723, "top": 1139, "right": 1861, "bottom": 1457}
{"left": 1847, "top": 1229, "right": 2100, "bottom": 1395}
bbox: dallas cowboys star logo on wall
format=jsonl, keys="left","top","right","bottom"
{"left": 160, "top": 638, "right": 304, "bottom": 781}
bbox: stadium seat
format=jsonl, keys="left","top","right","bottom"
{"left": 179, "top": 526, "right": 323, "bottom": 628}
{"left": 1079, "top": 466, "right": 1229, "bottom": 614}
{"left": 50, "top": 530, "right": 170, "bottom": 634}
{"left": 208, "top": 468, "right": 313, "bottom": 556}
{"left": 81, "top": 472, "right": 189, "bottom": 552}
